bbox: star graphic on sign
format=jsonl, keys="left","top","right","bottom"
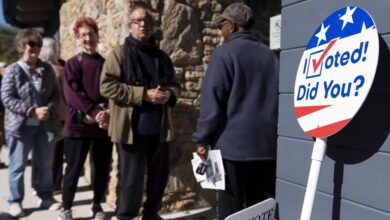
{"left": 339, "top": 6, "right": 357, "bottom": 30}
{"left": 360, "top": 21, "right": 374, "bottom": 34}
{"left": 360, "top": 21, "right": 369, "bottom": 34}
{"left": 315, "top": 23, "right": 330, "bottom": 46}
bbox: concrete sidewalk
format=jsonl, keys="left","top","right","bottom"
{"left": 0, "top": 147, "right": 216, "bottom": 220}
{"left": 0, "top": 164, "right": 116, "bottom": 220}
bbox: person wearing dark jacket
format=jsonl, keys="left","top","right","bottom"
{"left": 192, "top": 3, "right": 279, "bottom": 219}
{"left": 59, "top": 17, "right": 112, "bottom": 220}
{"left": 0, "top": 61, "right": 6, "bottom": 168}
{"left": 100, "top": 3, "right": 177, "bottom": 220}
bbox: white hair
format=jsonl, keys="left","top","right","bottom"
{"left": 127, "top": 3, "right": 152, "bottom": 26}
{"left": 0, "top": 61, "right": 7, "bottom": 68}
{"left": 39, "top": 37, "right": 59, "bottom": 64}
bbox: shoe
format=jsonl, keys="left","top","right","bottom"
{"left": 38, "top": 197, "right": 62, "bottom": 210}
{"left": 91, "top": 204, "right": 106, "bottom": 220}
{"left": 94, "top": 211, "right": 106, "bottom": 220}
{"left": 9, "top": 202, "right": 25, "bottom": 217}
{"left": 58, "top": 209, "right": 73, "bottom": 220}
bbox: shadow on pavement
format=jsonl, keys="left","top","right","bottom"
{"left": 165, "top": 207, "right": 217, "bottom": 220}
{"left": 72, "top": 185, "right": 92, "bottom": 193}
{"left": 22, "top": 207, "right": 41, "bottom": 216}
{"left": 72, "top": 198, "right": 94, "bottom": 207}
{"left": 73, "top": 211, "right": 115, "bottom": 220}
{"left": 0, "top": 212, "right": 17, "bottom": 220}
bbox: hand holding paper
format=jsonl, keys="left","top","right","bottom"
{"left": 191, "top": 149, "right": 225, "bottom": 190}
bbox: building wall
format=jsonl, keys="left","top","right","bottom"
{"left": 59, "top": 0, "right": 280, "bottom": 212}
{"left": 278, "top": 1, "right": 390, "bottom": 219}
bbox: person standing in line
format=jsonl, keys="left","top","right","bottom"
{"left": 1, "top": 29, "right": 61, "bottom": 217}
{"left": 58, "top": 17, "right": 112, "bottom": 220}
{"left": 192, "top": 3, "right": 279, "bottom": 220}
{"left": 100, "top": 3, "right": 177, "bottom": 220}
{"left": 0, "top": 61, "right": 7, "bottom": 168}
{"left": 39, "top": 37, "right": 66, "bottom": 194}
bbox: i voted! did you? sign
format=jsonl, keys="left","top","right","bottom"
{"left": 294, "top": 6, "right": 379, "bottom": 138}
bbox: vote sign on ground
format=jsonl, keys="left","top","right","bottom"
{"left": 294, "top": 6, "right": 379, "bottom": 138}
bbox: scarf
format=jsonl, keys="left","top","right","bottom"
{"left": 122, "top": 35, "right": 172, "bottom": 87}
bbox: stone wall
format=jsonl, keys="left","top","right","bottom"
{"left": 59, "top": 0, "right": 279, "bottom": 213}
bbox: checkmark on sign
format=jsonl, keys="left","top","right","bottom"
{"left": 312, "top": 39, "right": 337, "bottom": 72}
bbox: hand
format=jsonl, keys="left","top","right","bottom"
{"left": 34, "top": 106, "right": 50, "bottom": 121}
{"left": 161, "top": 88, "right": 171, "bottom": 103}
{"left": 143, "top": 86, "right": 170, "bottom": 105}
{"left": 196, "top": 145, "right": 208, "bottom": 161}
{"left": 95, "top": 110, "right": 110, "bottom": 129}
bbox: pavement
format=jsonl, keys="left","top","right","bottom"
{"left": 0, "top": 146, "right": 216, "bottom": 220}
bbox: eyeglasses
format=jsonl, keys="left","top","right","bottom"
{"left": 217, "top": 20, "right": 231, "bottom": 30}
{"left": 78, "top": 31, "right": 97, "bottom": 39}
{"left": 27, "top": 41, "right": 42, "bottom": 48}
{"left": 130, "top": 18, "right": 152, "bottom": 26}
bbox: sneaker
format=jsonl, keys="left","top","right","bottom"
{"left": 9, "top": 202, "right": 25, "bottom": 217}
{"left": 38, "top": 197, "right": 62, "bottom": 210}
{"left": 94, "top": 211, "right": 106, "bottom": 220}
{"left": 58, "top": 209, "right": 73, "bottom": 220}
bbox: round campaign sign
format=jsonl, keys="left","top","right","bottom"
{"left": 294, "top": 6, "right": 379, "bottom": 138}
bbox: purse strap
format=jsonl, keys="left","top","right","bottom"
{"left": 17, "top": 61, "right": 43, "bottom": 106}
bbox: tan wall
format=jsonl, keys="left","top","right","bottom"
{"left": 59, "top": 0, "right": 279, "bottom": 213}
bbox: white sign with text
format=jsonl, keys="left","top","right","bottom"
{"left": 225, "top": 198, "right": 276, "bottom": 220}
{"left": 294, "top": 6, "right": 379, "bottom": 138}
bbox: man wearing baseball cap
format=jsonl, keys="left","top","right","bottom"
{"left": 193, "top": 3, "right": 279, "bottom": 219}
{"left": 216, "top": 2, "right": 254, "bottom": 31}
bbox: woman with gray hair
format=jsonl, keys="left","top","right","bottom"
{"left": 1, "top": 29, "right": 61, "bottom": 217}
{"left": 0, "top": 61, "right": 7, "bottom": 168}
{"left": 39, "top": 37, "right": 60, "bottom": 64}
{"left": 39, "top": 37, "right": 66, "bottom": 193}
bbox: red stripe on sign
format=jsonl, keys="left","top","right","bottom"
{"left": 295, "top": 105, "right": 332, "bottom": 118}
{"left": 306, "top": 118, "right": 351, "bottom": 138}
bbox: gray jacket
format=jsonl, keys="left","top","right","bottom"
{"left": 1, "top": 60, "right": 60, "bottom": 136}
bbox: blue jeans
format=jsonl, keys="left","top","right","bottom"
{"left": 7, "top": 125, "right": 54, "bottom": 203}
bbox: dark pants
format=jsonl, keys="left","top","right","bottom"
{"left": 31, "top": 139, "right": 65, "bottom": 191}
{"left": 52, "top": 139, "right": 64, "bottom": 191}
{"left": 216, "top": 159, "right": 276, "bottom": 220}
{"left": 116, "top": 135, "right": 170, "bottom": 220}
{"left": 62, "top": 137, "right": 113, "bottom": 210}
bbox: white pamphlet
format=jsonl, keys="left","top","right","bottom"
{"left": 191, "top": 149, "right": 225, "bottom": 190}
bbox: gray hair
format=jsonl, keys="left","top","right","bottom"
{"left": 126, "top": 2, "right": 152, "bottom": 26}
{"left": 14, "top": 29, "right": 42, "bottom": 54}
{"left": 39, "top": 37, "right": 59, "bottom": 64}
